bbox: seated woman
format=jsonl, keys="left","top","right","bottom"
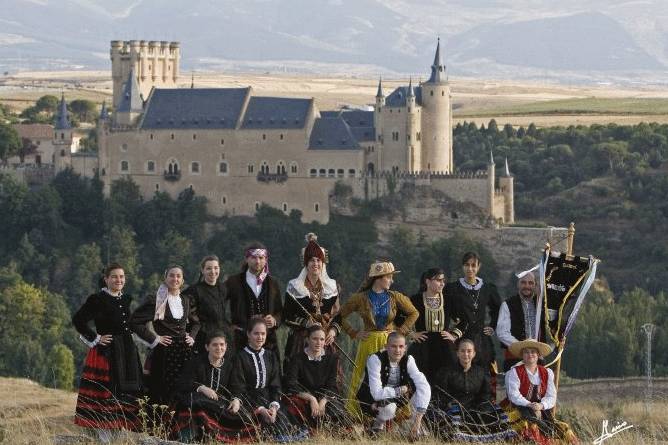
{"left": 429, "top": 339, "right": 516, "bottom": 442}
{"left": 230, "top": 317, "right": 308, "bottom": 442}
{"left": 283, "top": 325, "right": 345, "bottom": 431}
{"left": 174, "top": 331, "right": 252, "bottom": 443}
{"left": 502, "top": 339, "right": 577, "bottom": 444}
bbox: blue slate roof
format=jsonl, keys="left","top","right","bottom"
{"left": 55, "top": 94, "right": 71, "bottom": 130}
{"left": 340, "top": 110, "right": 375, "bottom": 142}
{"left": 241, "top": 97, "right": 312, "bottom": 129}
{"left": 385, "top": 86, "right": 423, "bottom": 107}
{"left": 308, "top": 117, "right": 360, "bottom": 150}
{"left": 140, "top": 88, "right": 249, "bottom": 129}
{"left": 117, "top": 69, "right": 143, "bottom": 113}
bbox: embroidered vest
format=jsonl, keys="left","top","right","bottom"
{"left": 515, "top": 365, "right": 548, "bottom": 403}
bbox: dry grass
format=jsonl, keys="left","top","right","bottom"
{"left": 4, "top": 71, "right": 668, "bottom": 126}
{"left": 1, "top": 377, "right": 667, "bottom": 444}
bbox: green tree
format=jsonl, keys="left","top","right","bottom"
{"left": 35, "top": 95, "right": 59, "bottom": 113}
{"left": 66, "top": 243, "right": 103, "bottom": 308}
{"left": 0, "top": 122, "right": 20, "bottom": 163}
{"left": 47, "top": 344, "right": 75, "bottom": 390}
{"left": 68, "top": 99, "right": 97, "bottom": 122}
{"left": 108, "top": 225, "right": 143, "bottom": 295}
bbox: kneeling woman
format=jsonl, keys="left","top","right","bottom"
{"left": 72, "top": 263, "right": 143, "bottom": 441}
{"left": 429, "top": 339, "right": 516, "bottom": 442}
{"left": 230, "top": 317, "right": 307, "bottom": 441}
{"left": 174, "top": 331, "right": 252, "bottom": 442}
{"left": 284, "top": 325, "right": 345, "bottom": 430}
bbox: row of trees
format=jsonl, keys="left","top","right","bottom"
{"left": 18, "top": 94, "right": 98, "bottom": 126}
{"left": 455, "top": 120, "right": 668, "bottom": 295}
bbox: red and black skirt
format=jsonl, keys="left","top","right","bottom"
{"left": 174, "top": 394, "right": 255, "bottom": 442}
{"left": 74, "top": 346, "right": 141, "bottom": 431}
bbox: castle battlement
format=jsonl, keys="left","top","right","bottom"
{"left": 362, "top": 170, "right": 488, "bottom": 180}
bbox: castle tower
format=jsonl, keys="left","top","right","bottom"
{"left": 372, "top": 77, "right": 384, "bottom": 174}
{"left": 499, "top": 157, "right": 515, "bottom": 223}
{"left": 420, "top": 38, "right": 452, "bottom": 173}
{"left": 406, "top": 78, "right": 421, "bottom": 172}
{"left": 110, "top": 40, "right": 180, "bottom": 109}
{"left": 53, "top": 93, "right": 72, "bottom": 143}
{"left": 487, "top": 151, "right": 495, "bottom": 218}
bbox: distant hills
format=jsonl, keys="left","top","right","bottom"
{"left": 2, "top": 0, "right": 668, "bottom": 84}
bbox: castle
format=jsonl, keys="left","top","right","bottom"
{"left": 54, "top": 39, "right": 514, "bottom": 224}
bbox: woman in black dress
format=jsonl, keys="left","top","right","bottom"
{"left": 174, "top": 331, "right": 251, "bottom": 442}
{"left": 230, "top": 317, "right": 308, "bottom": 441}
{"left": 446, "top": 252, "right": 501, "bottom": 375}
{"left": 407, "top": 268, "right": 458, "bottom": 384}
{"left": 73, "top": 263, "right": 143, "bottom": 442}
{"left": 284, "top": 325, "right": 345, "bottom": 430}
{"left": 429, "top": 339, "right": 515, "bottom": 442}
{"left": 130, "top": 265, "right": 200, "bottom": 404}
{"left": 183, "top": 255, "right": 230, "bottom": 354}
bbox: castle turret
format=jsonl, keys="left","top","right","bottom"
{"left": 373, "top": 77, "right": 384, "bottom": 172}
{"left": 487, "top": 151, "right": 495, "bottom": 218}
{"left": 499, "top": 157, "right": 515, "bottom": 223}
{"left": 420, "top": 38, "right": 452, "bottom": 173}
{"left": 53, "top": 94, "right": 74, "bottom": 171}
{"left": 114, "top": 69, "right": 143, "bottom": 127}
{"left": 406, "top": 78, "right": 421, "bottom": 172}
{"left": 99, "top": 100, "right": 109, "bottom": 122}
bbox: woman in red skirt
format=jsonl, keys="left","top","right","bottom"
{"left": 72, "top": 263, "right": 143, "bottom": 443}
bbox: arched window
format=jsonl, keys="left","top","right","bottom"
{"left": 276, "top": 161, "right": 286, "bottom": 175}
{"left": 367, "top": 162, "right": 375, "bottom": 174}
{"left": 319, "top": 169, "right": 326, "bottom": 177}
{"left": 222, "top": 196, "right": 227, "bottom": 205}
{"left": 290, "top": 162, "right": 298, "bottom": 174}
{"left": 314, "top": 203, "right": 320, "bottom": 213}
{"left": 248, "top": 164, "right": 254, "bottom": 174}
{"left": 167, "top": 159, "right": 179, "bottom": 175}
{"left": 219, "top": 161, "right": 229, "bottom": 176}
{"left": 328, "top": 169, "right": 335, "bottom": 178}
{"left": 260, "top": 161, "right": 270, "bottom": 175}
{"left": 337, "top": 168, "right": 344, "bottom": 178}
{"left": 348, "top": 169, "right": 356, "bottom": 178}
{"left": 146, "top": 160, "right": 155, "bottom": 173}
{"left": 310, "top": 169, "right": 317, "bottom": 177}
{"left": 255, "top": 202, "right": 260, "bottom": 211}
{"left": 190, "top": 161, "right": 200, "bottom": 174}
{"left": 282, "top": 202, "right": 288, "bottom": 212}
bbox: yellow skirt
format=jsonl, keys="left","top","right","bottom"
{"left": 345, "top": 330, "right": 389, "bottom": 419}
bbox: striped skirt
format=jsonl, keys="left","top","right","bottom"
{"left": 173, "top": 394, "right": 255, "bottom": 443}
{"left": 428, "top": 401, "right": 517, "bottom": 442}
{"left": 500, "top": 399, "right": 578, "bottom": 445}
{"left": 74, "top": 346, "right": 141, "bottom": 431}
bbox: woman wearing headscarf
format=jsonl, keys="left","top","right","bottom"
{"left": 283, "top": 233, "right": 342, "bottom": 373}
{"left": 130, "top": 265, "right": 200, "bottom": 404}
{"left": 72, "top": 263, "right": 143, "bottom": 443}
{"left": 339, "top": 260, "right": 418, "bottom": 417}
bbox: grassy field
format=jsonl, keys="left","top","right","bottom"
{"left": 456, "top": 97, "right": 668, "bottom": 117}
{"left": 1, "top": 377, "right": 666, "bottom": 444}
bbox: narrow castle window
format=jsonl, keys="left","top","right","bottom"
{"left": 262, "top": 134, "right": 266, "bottom": 140}
{"left": 191, "top": 161, "right": 200, "bottom": 174}
{"left": 248, "top": 164, "right": 254, "bottom": 173}
{"left": 120, "top": 160, "right": 129, "bottom": 172}
{"left": 147, "top": 160, "right": 155, "bottom": 172}
{"left": 430, "top": 91, "right": 434, "bottom": 97}
{"left": 290, "top": 162, "right": 298, "bottom": 174}
{"left": 219, "top": 162, "right": 228, "bottom": 175}
{"left": 314, "top": 203, "right": 320, "bottom": 213}
{"left": 255, "top": 202, "right": 260, "bottom": 211}
{"left": 221, "top": 139, "right": 225, "bottom": 145}
{"left": 192, "top": 134, "right": 197, "bottom": 140}
{"left": 282, "top": 203, "right": 288, "bottom": 212}
{"left": 150, "top": 133, "right": 154, "bottom": 140}
{"left": 280, "top": 134, "right": 284, "bottom": 140}
{"left": 171, "top": 133, "right": 175, "bottom": 140}
{"left": 222, "top": 196, "right": 227, "bottom": 205}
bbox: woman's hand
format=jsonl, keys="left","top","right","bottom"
{"left": 158, "top": 335, "right": 173, "bottom": 346}
{"left": 227, "top": 398, "right": 241, "bottom": 414}
{"left": 483, "top": 326, "right": 495, "bottom": 336}
{"left": 267, "top": 406, "right": 278, "bottom": 423}
{"left": 325, "top": 328, "right": 337, "bottom": 345}
{"left": 98, "top": 334, "right": 113, "bottom": 346}
{"left": 410, "top": 331, "right": 428, "bottom": 343}
{"left": 264, "top": 314, "right": 277, "bottom": 329}
{"left": 198, "top": 386, "right": 218, "bottom": 400}
{"left": 318, "top": 398, "right": 328, "bottom": 415}
{"left": 440, "top": 331, "right": 456, "bottom": 341}
{"left": 185, "top": 334, "right": 195, "bottom": 347}
{"left": 309, "top": 396, "right": 322, "bottom": 417}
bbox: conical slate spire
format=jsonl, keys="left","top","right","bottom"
{"left": 407, "top": 77, "right": 415, "bottom": 97}
{"left": 427, "top": 37, "right": 447, "bottom": 83}
{"left": 117, "top": 68, "right": 143, "bottom": 113}
{"left": 376, "top": 76, "right": 383, "bottom": 98}
{"left": 99, "top": 100, "right": 109, "bottom": 120}
{"left": 55, "top": 93, "right": 71, "bottom": 130}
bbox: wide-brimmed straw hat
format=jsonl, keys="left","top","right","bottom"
{"left": 508, "top": 339, "right": 552, "bottom": 359}
{"left": 368, "top": 261, "right": 401, "bottom": 278}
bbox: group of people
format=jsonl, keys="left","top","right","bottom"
{"left": 72, "top": 233, "right": 577, "bottom": 444}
